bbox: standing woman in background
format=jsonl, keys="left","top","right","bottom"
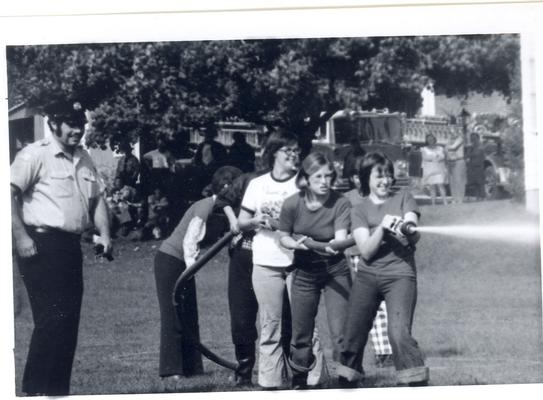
{"left": 278, "top": 152, "right": 352, "bottom": 389}
{"left": 466, "top": 132, "right": 486, "bottom": 201}
{"left": 446, "top": 128, "right": 467, "bottom": 204}
{"left": 421, "top": 133, "right": 448, "bottom": 206}
{"left": 238, "top": 131, "right": 328, "bottom": 390}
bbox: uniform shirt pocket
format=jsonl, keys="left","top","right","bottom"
{"left": 49, "top": 172, "right": 75, "bottom": 198}
{"left": 81, "top": 171, "right": 99, "bottom": 198}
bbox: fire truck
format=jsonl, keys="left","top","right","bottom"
{"left": 311, "top": 109, "right": 511, "bottom": 199}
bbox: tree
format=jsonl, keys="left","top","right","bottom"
{"left": 7, "top": 35, "right": 521, "bottom": 154}
{"left": 419, "top": 34, "right": 520, "bottom": 99}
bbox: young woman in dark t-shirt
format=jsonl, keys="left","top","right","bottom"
{"left": 278, "top": 152, "right": 352, "bottom": 390}
{"left": 337, "top": 152, "right": 429, "bottom": 388}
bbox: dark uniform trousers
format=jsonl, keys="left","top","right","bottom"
{"left": 18, "top": 228, "right": 83, "bottom": 396}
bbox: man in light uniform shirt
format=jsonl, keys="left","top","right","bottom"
{"left": 11, "top": 99, "right": 112, "bottom": 396}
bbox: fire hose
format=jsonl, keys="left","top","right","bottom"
{"left": 170, "top": 229, "right": 397, "bottom": 371}
{"left": 172, "top": 232, "right": 238, "bottom": 371}
{"left": 294, "top": 235, "right": 356, "bottom": 252}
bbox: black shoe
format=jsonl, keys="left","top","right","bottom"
{"left": 234, "top": 344, "right": 255, "bottom": 388}
{"left": 291, "top": 377, "right": 308, "bottom": 390}
{"left": 260, "top": 386, "right": 281, "bottom": 391}
{"left": 292, "top": 383, "right": 308, "bottom": 390}
{"left": 408, "top": 380, "right": 429, "bottom": 387}
{"left": 337, "top": 377, "right": 358, "bottom": 389}
{"left": 234, "top": 374, "right": 253, "bottom": 388}
{"left": 307, "top": 382, "right": 325, "bottom": 390}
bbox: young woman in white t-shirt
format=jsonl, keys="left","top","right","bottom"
{"left": 238, "top": 131, "right": 327, "bottom": 389}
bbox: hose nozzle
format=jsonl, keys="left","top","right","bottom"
{"left": 399, "top": 221, "right": 417, "bottom": 236}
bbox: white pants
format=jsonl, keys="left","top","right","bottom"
{"left": 252, "top": 265, "right": 329, "bottom": 388}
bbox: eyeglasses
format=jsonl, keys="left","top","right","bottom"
{"left": 279, "top": 147, "right": 301, "bottom": 156}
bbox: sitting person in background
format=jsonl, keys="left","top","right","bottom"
{"left": 145, "top": 187, "right": 170, "bottom": 239}
{"left": 107, "top": 177, "right": 137, "bottom": 237}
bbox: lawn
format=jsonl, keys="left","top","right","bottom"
{"left": 12, "top": 199, "right": 543, "bottom": 395}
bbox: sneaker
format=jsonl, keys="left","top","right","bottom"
{"left": 161, "top": 374, "right": 182, "bottom": 392}
{"left": 375, "top": 354, "right": 394, "bottom": 368}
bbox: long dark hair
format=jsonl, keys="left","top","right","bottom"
{"left": 358, "top": 152, "right": 395, "bottom": 196}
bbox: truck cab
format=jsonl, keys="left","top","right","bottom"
{"left": 312, "top": 110, "right": 419, "bottom": 192}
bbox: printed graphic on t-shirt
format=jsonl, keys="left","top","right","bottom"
{"left": 260, "top": 194, "right": 289, "bottom": 220}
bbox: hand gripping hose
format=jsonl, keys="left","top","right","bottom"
{"left": 296, "top": 236, "right": 356, "bottom": 252}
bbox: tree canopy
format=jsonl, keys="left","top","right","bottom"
{"left": 7, "top": 34, "right": 520, "bottom": 153}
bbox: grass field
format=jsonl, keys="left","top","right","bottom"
{"left": 12, "top": 199, "right": 543, "bottom": 395}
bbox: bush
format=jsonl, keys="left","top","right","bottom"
{"left": 469, "top": 109, "right": 525, "bottom": 201}
{"left": 501, "top": 112, "right": 524, "bottom": 201}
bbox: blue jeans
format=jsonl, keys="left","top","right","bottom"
{"left": 252, "top": 265, "right": 329, "bottom": 388}
{"left": 338, "top": 270, "right": 429, "bottom": 384}
{"left": 289, "top": 253, "right": 351, "bottom": 382}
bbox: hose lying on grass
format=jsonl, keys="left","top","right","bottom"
{"left": 172, "top": 232, "right": 238, "bottom": 371}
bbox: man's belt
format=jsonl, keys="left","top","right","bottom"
{"left": 27, "top": 225, "right": 81, "bottom": 239}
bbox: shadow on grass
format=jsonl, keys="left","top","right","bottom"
{"left": 425, "top": 346, "right": 463, "bottom": 358}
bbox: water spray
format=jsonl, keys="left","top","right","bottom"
{"left": 409, "top": 224, "right": 540, "bottom": 244}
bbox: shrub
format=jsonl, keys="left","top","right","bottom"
{"left": 501, "top": 110, "right": 525, "bottom": 201}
